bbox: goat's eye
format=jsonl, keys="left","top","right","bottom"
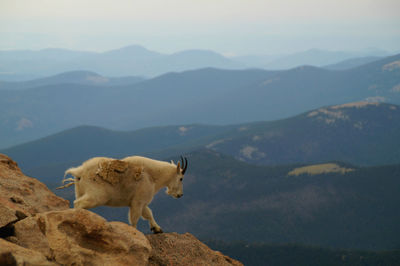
{"left": 180, "top": 178, "right": 183, "bottom": 181}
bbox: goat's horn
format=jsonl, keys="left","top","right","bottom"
{"left": 182, "top": 157, "right": 188, "bottom": 175}
{"left": 180, "top": 156, "right": 185, "bottom": 169}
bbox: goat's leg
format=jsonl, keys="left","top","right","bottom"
{"left": 142, "top": 206, "right": 163, "bottom": 234}
{"left": 73, "top": 194, "right": 99, "bottom": 209}
{"left": 74, "top": 181, "right": 83, "bottom": 199}
{"left": 129, "top": 201, "right": 144, "bottom": 228}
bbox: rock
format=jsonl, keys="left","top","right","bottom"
{"left": 147, "top": 232, "right": 243, "bottom": 266}
{"left": 13, "top": 208, "right": 152, "bottom": 266}
{"left": 0, "top": 154, "right": 69, "bottom": 218}
{"left": 0, "top": 239, "right": 56, "bottom": 266}
{"left": 0, "top": 205, "right": 18, "bottom": 228}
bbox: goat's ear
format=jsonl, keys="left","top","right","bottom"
{"left": 171, "top": 160, "right": 174, "bottom": 165}
{"left": 176, "top": 161, "right": 181, "bottom": 173}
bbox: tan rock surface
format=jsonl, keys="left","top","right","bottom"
{"left": 0, "top": 154, "right": 69, "bottom": 217}
{"left": 0, "top": 238, "right": 56, "bottom": 266}
{"left": 147, "top": 232, "right": 243, "bottom": 266}
{"left": 13, "top": 208, "right": 152, "bottom": 266}
{"left": 0, "top": 204, "right": 18, "bottom": 228}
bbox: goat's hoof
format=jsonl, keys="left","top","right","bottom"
{"left": 151, "top": 227, "right": 163, "bottom": 234}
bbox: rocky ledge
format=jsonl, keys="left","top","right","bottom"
{"left": 0, "top": 154, "right": 242, "bottom": 266}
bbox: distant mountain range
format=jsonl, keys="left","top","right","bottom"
{"left": 0, "top": 70, "right": 145, "bottom": 90}
{"left": 203, "top": 102, "right": 400, "bottom": 166}
{"left": 0, "top": 45, "right": 243, "bottom": 80}
{"left": 233, "top": 48, "right": 391, "bottom": 70}
{"left": 0, "top": 68, "right": 276, "bottom": 148}
{"left": 0, "top": 53, "right": 399, "bottom": 148}
{"left": 3, "top": 101, "right": 400, "bottom": 175}
{"left": 265, "top": 49, "right": 387, "bottom": 70}
{"left": 323, "top": 56, "right": 384, "bottom": 70}
{"left": 0, "top": 45, "right": 393, "bottom": 80}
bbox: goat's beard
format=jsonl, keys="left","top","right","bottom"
{"left": 165, "top": 188, "right": 179, "bottom": 198}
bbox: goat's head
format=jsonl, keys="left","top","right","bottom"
{"left": 166, "top": 156, "right": 188, "bottom": 199}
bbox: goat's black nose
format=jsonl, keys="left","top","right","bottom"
{"left": 177, "top": 194, "right": 183, "bottom": 198}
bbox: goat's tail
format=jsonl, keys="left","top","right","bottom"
{"left": 56, "top": 166, "right": 80, "bottom": 190}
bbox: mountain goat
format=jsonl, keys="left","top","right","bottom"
{"left": 57, "top": 156, "right": 188, "bottom": 234}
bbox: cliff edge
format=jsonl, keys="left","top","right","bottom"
{"left": 0, "top": 154, "right": 242, "bottom": 266}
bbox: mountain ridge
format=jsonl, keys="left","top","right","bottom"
{"left": 3, "top": 101, "right": 400, "bottom": 172}
{"left": 0, "top": 45, "right": 245, "bottom": 78}
{"left": 0, "top": 70, "right": 145, "bottom": 90}
{"left": 323, "top": 56, "right": 383, "bottom": 70}
{"left": 0, "top": 54, "right": 399, "bottom": 148}
{"left": 0, "top": 45, "right": 395, "bottom": 80}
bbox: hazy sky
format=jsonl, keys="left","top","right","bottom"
{"left": 1, "top": 0, "right": 399, "bottom": 55}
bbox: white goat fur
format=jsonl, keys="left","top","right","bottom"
{"left": 60, "top": 156, "right": 186, "bottom": 233}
